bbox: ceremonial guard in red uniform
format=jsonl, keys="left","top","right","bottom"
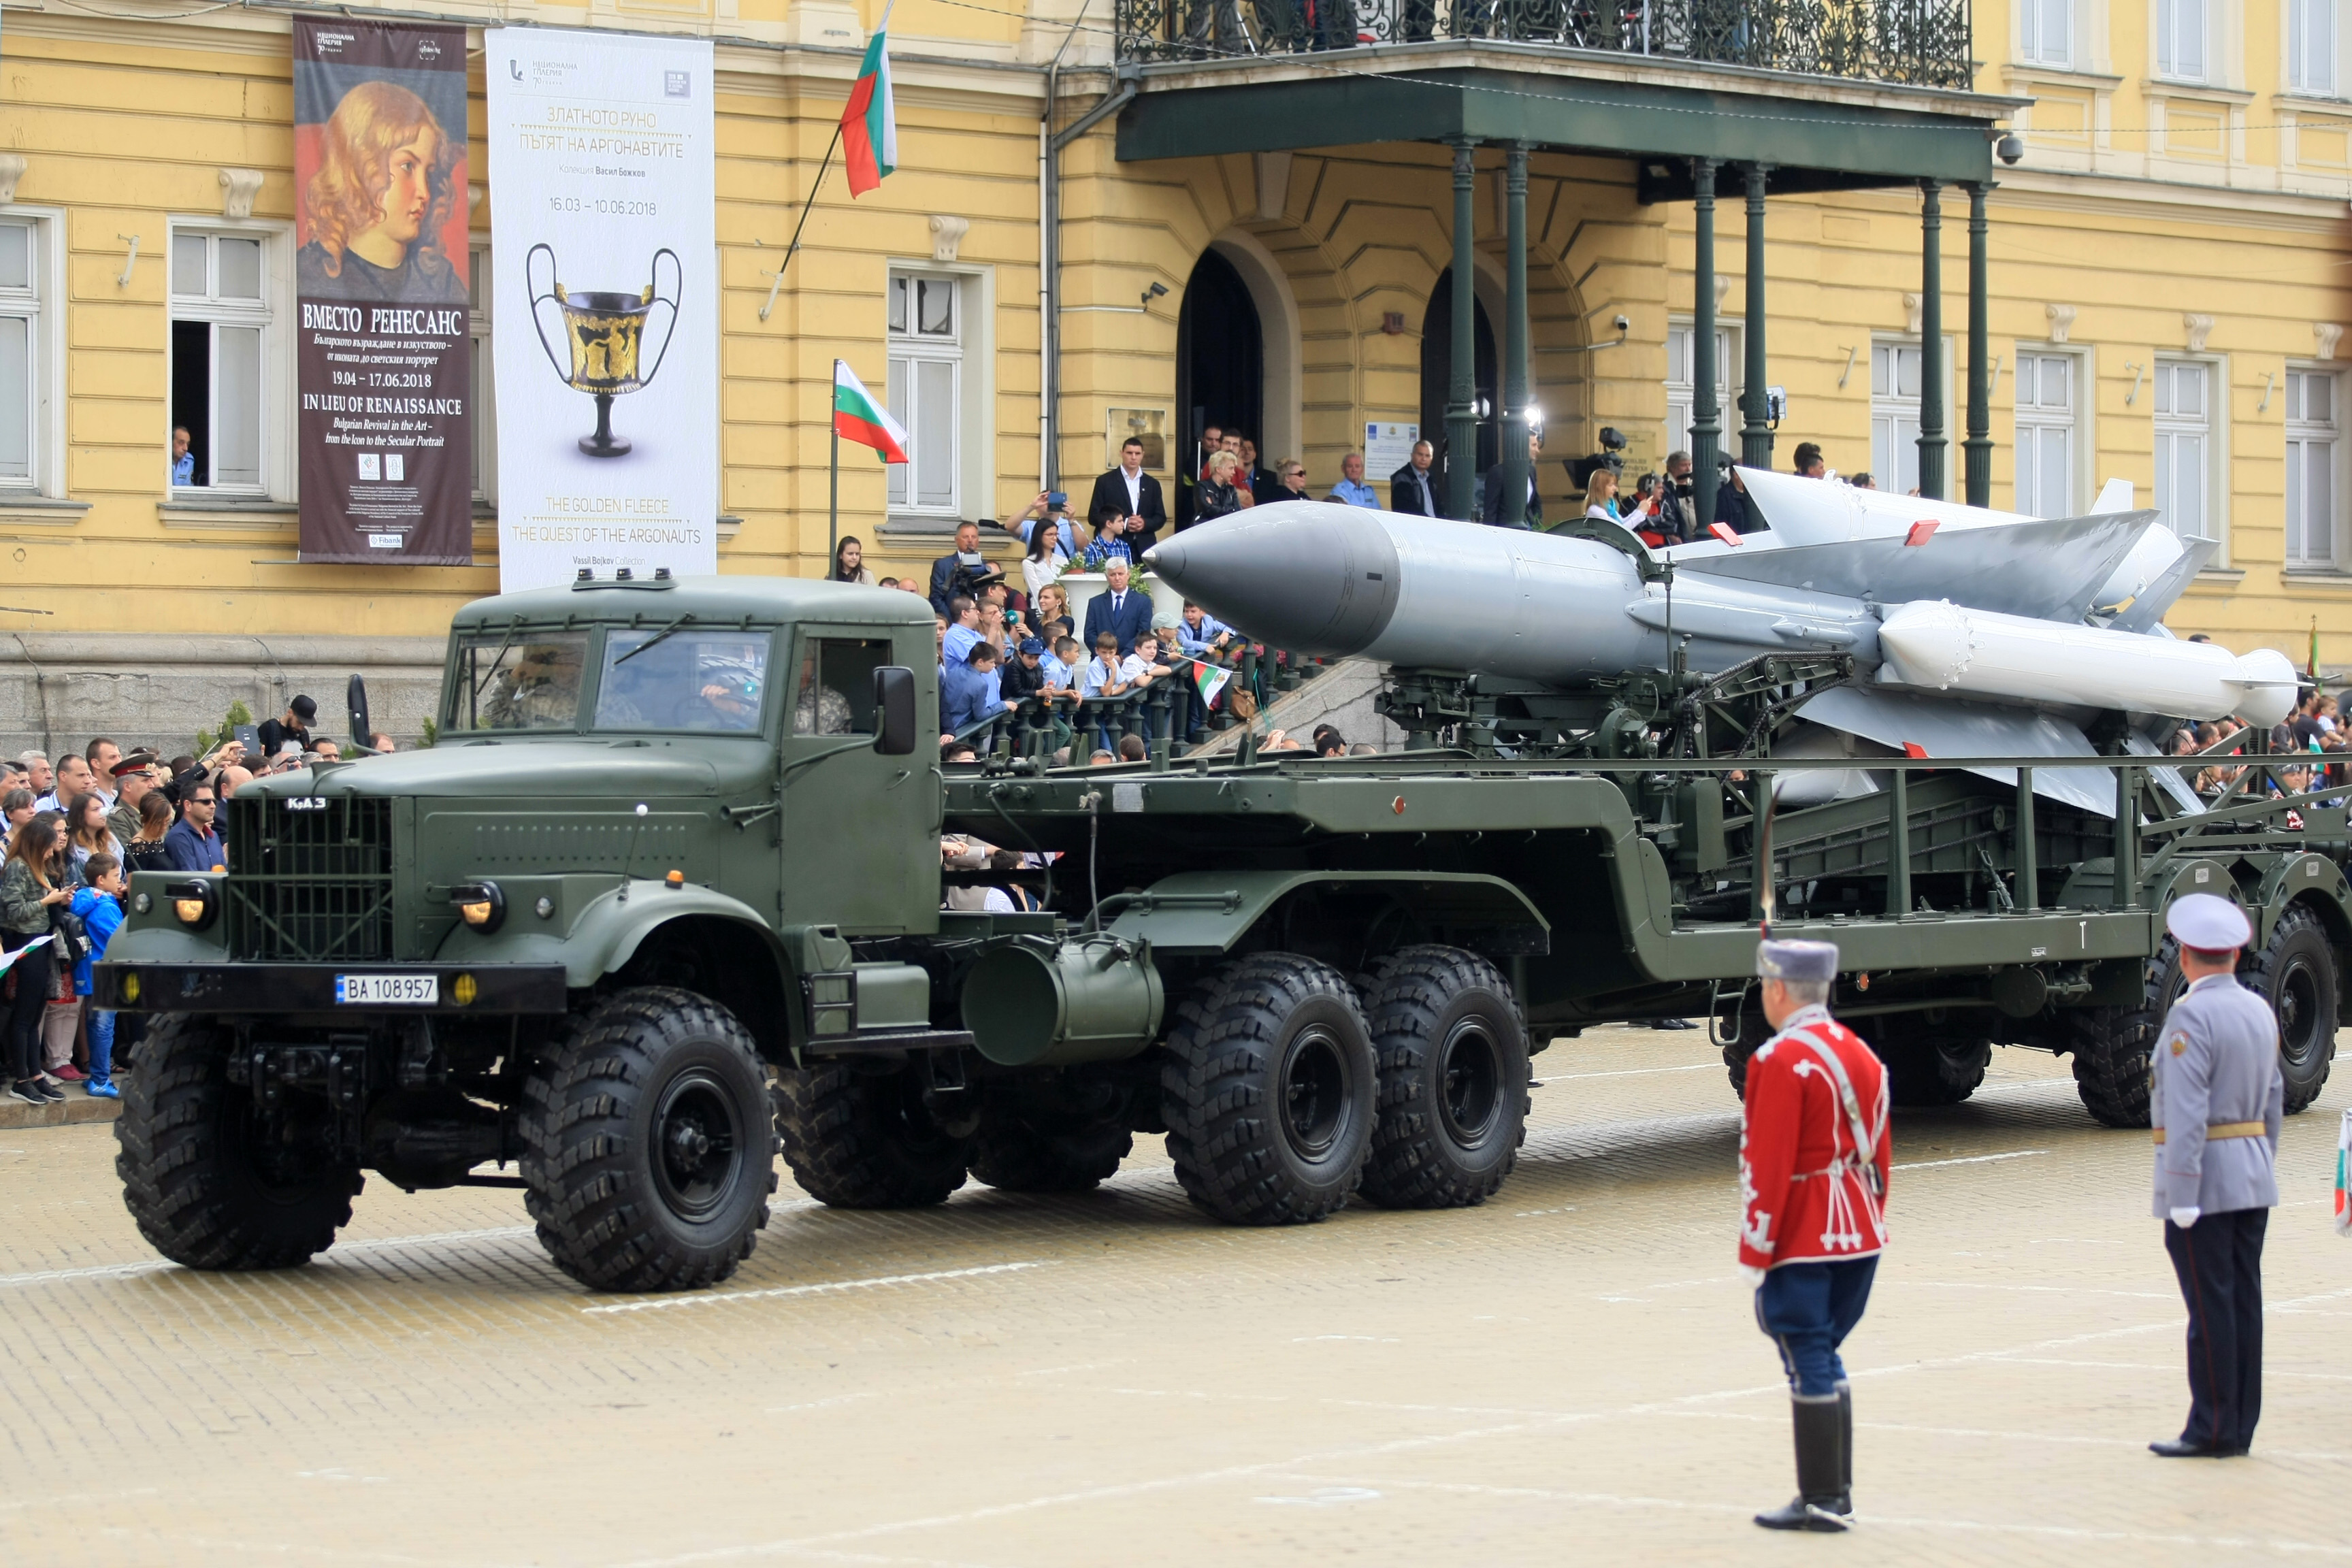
{"left": 1737, "top": 938, "right": 1892, "bottom": 1533}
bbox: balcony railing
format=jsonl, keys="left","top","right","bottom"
{"left": 1113, "top": 0, "right": 1976, "bottom": 91}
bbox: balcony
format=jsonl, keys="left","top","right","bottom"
{"left": 1113, "top": 0, "right": 1978, "bottom": 92}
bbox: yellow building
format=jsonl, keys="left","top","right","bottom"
{"left": 0, "top": 0, "right": 2347, "bottom": 747}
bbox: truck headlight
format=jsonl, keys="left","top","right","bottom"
{"left": 451, "top": 881, "right": 505, "bottom": 932}
{"left": 120, "top": 972, "right": 142, "bottom": 1004}
{"left": 163, "top": 881, "right": 216, "bottom": 931}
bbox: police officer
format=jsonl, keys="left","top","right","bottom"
{"left": 2146, "top": 893, "right": 2283, "bottom": 1459}
{"left": 1738, "top": 938, "right": 1891, "bottom": 1533}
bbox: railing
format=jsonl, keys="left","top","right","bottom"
{"left": 1113, "top": 0, "right": 1977, "bottom": 90}
{"left": 950, "top": 645, "right": 1329, "bottom": 764}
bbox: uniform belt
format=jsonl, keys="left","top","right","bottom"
{"left": 2151, "top": 1121, "right": 2267, "bottom": 1145}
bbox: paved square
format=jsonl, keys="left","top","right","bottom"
{"left": 1, "top": 1028, "right": 2345, "bottom": 1567}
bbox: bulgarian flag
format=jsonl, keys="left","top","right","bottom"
{"left": 1189, "top": 657, "right": 1230, "bottom": 710}
{"left": 840, "top": 5, "right": 898, "bottom": 197}
{"left": 833, "top": 360, "right": 909, "bottom": 463}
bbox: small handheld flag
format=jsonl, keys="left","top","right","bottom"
{"left": 840, "top": 6, "right": 898, "bottom": 197}
{"left": 833, "top": 361, "right": 909, "bottom": 463}
{"left": 1189, "top": 658, "right": 1230, "bottom": 710}
{"left": 2335, "top": 1108, "right": 2350, "bottom": 1237}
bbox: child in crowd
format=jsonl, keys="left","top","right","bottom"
{"left": 69, "top": 853, "right": 126, "bottom": 1098}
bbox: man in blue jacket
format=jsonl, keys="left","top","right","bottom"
{"left": 1081, "top": 560, "right": 1154, "bottom": 657}
{"left": 942, "top": 641, "right": 1011, "bottom": 735}
{"left": 164, "top": 783, "right": 226, "bottom": 871}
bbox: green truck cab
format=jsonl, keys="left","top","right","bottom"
{"left": 99, "top": 574, "right": 2345, "bottom": 1294}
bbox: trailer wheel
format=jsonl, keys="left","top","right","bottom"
{"left": 115, "top": 1014, "right": 361, "bottom": 1271}
{"left": 2240, "top": 904, "right": 2336, "bottom": 1114}
{"left": 774, "top": 1062, "right": 972, "bottom": 1209}
{"left": 1161, "top": 953, "right": 1376, "bottom": 1224}
{"left": 971, "top": 1110, "right": 1132, "bottom": 1193}
{"left": 2068, "top": 939, "right": 2185, "bottom": 1128}
{"left": 1357, "top": 946, "right": 1529, "bottom": 1209}
{"left": 520, "top": 987, "right": 778, "bottom": 1292}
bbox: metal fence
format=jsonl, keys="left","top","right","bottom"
{"left": 1114, "top": 0, "right": 1976, "bottom": 89}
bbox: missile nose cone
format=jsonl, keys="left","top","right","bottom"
{"left": 1142, "top": 502, "right": 1401, "bottom": 657}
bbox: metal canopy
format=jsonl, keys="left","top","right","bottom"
{"left": 1114, "top": 54, "right": 2010, "bottom": 187}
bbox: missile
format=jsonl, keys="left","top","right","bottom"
{"left": 1141, "top": 500, "right": 2296, "bottom": 730}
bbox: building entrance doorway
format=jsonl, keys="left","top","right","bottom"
{"left": 1419, "top": 267, "right": 1497, "bottom": 508}
{"left": 1175, "top": 246, "right": 1264, "bottom": 522}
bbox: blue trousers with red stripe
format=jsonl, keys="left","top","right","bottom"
{"left": 1754, "top": 1257, "right": 1878, "bottom": 1397}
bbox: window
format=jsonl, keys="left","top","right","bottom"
{"left": 598, "top": 629, "right": 773, "bottom": 733}
{"left": 169, "top": 227, "right": 274, "bottom": 493}
{"left": 1664, "top": 322, "right": 1740, "bottom": 460}
{"left": 2157, "top": 0, "right": 2208, "bottom": 79}
{"left": 2013, "top": 353, "right": 2077, "bottom": 516}
{"left": 2290, "top": 0, "right": 2338, "bottom": 93}
{"left": 2021, "top": 0, "right": 2073, "bottom": 65}
{"left": 2287, "top": 370, "right": 2339, "bottom": 566}
{"left": 1872, "top": 344, "right": 1925, "bottom": 495}
{"left": 0, "top": 217, "right": 40, "bottom": 491}
{"left": 886, "top": 272, "right": 960, "bottom": 517}
{"left": 450, "top": 633, "right": 590, "bottom": 732}
{"left": 793, "top": 638, "right": 889, "bottom": 736}
{"left": 2152, "top": 360, "right": 2212, "bottom": 539}
{"left": 470, "top": 242, "right": 495, "bottom": 508}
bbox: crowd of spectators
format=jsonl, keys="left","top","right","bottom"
{"left": 0, "top": 705, "right": 390, "bottom": 1108}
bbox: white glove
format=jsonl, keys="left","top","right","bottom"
{"left": 2170, "top": 1206, "right": 2202, "bottom": 1229}
{"left": 1740, "top": 1264, "right": 1767, "bottom": 1289}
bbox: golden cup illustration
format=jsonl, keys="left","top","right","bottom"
{"left": 526, "top": 243, "right": 682, "bottom": 458}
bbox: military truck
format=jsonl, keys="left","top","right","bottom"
{"left": 99, "top": 574, "right": 2342, "bottom": 1292}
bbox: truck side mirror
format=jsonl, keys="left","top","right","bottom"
{"left": 872, "top": 666, "right": 917, "bottom": 755}
{"left": 347, "top": 674, "right": 373, "bottom": 751}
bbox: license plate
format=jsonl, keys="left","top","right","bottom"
{"left": 335, "top": 973, "right": 438, "bottom": 1006}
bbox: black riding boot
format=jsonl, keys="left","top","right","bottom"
{"left": 1834, "top": 1380, "right": 1854, "bottom": 1518}
{"left": 1754, "top": 1394, "right": 1849, "bottom": 1532}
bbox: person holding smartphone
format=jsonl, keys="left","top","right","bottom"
{"left": 255, "top": 695, "right": 316, "bottom": 759}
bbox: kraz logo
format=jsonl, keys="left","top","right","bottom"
{"left": 284, "top": 798, "right": 329, "bottom": 813}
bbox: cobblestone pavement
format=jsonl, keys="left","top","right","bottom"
{"left": 1, "top": 1028, "right": 2347, "bottom": 1567}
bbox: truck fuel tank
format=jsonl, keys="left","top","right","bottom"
{"left": 960, "top": 933, "right": 1165, "bottom": 1068}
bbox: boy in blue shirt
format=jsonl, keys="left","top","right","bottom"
{"left": 69, "top": 853, "right": 126, "bottom": 1098}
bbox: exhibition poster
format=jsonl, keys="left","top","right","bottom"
{"left": 292, "top": 16, "right": 473, "bottom": 566}
{"left": 485, "top": 27, "right": 718, "bottom": 592}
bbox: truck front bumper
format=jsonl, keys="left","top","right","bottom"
{"left": 94, "top": 962, "right": 570, "bottom": 1016}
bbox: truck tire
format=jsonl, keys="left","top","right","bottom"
{"left": 115, "top": 1014, "right": 361, "bottom": 1271}
{"left": 2240, "top": 903, "right": 2336, "bottom": 1114}
{"left": 2068, "top": 940, "right": 2185, "bottom": 1128}
{"left": 1358, "top": 946, "right": 1529, "bottom": 1209}
{"left": 971, "top": 1111, "right": 1132, "bottom": 1193}
{"left": 1719, "top": 1007, "right": 1770, "bottom": 1098}
{"left": 1160, "top": 952, "right": 1376, "bottom": 1225}
{"left": 1853, "top": 1019, "right": 1991, "bottom": 1108}
{"left": 519, "top": 987, "right": 779, "bottom": 1292}
{"left": 773, "top": 1063, "right": 972, "bottom": 1208}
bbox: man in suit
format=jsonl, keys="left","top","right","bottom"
{"left": 2145, "top": 893, "right": 2284, "bottom": 1460}
{"left": 930, "top": 520, "right": 984, "bottom": 616}
{"left": 1087, "top": 438, "right": 1168, "bottom": 550}
{"left": 1480, "top": 432, "right": 1545, "bottom": 529}
{"left": 1390, "top": 439, "right": 1440, "bottom": 517}
{"left": 1081, "top": 559, "right": 1154, "bottom": 658}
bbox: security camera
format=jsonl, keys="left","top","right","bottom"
{"left": 1996, "top": 133, "right": 2025, "bottom": 165}
{"left": 1612, "top": 314, "right": 1631, "bottom": 333}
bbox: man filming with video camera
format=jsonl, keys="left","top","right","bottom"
{"left": 928, "top": 520, "right": 1007, "bottom": 618}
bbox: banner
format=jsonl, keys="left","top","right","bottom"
{"left": 293, "top": 17, "right": 473, "bottom": 566}
{"left": 486, "top": 27, "right": 719, "bottom": 593}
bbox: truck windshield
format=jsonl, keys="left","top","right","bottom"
{"left": 595, "top": 629, "right": 774, "bottom": 733}
{"left": 453, "top": 632, "right": 591, "bottom": 731}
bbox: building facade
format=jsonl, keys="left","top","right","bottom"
{"left": 0, "top": 0, "right": 2346, "bottom": 753}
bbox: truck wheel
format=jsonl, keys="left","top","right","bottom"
{"left": 1719, "top": 1007, "right": 1771, "bottom": 1098}
{"left": 1358, "top": 946, "right": 1529, "bottom": 1209}
{"left": 2240, "top": 904, "right": 2336, "bottom": 1114}
{"left": 773, "top": 1063, "right": 972, "bottom": 1208}
{"left": 114, "top": 1014, "right": 360, "bottom": 1271}
{"left": 971, "top": 1110, "right": 1132, "bottom": 1193}
{"left": 2068, "top": 940, "right": 2185, "bottom": 1128}
{"left": 520, "top": 987, "right": 778, "bottom": 1292}
{"left": 1854, "top": 1019, "right": 1991, "bottom": 1108}
{"left": 1161, "top": 953, "right": 1376, "bottom": 1225}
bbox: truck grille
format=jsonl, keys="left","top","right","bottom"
{"left": 225, "top": 796, "right": 396, "bottom": 962}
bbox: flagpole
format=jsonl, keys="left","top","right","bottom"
{"left": 830, "top": 359, "right": 843, "bottom": 566}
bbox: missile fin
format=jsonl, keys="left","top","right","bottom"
{"left": 2106, "top": 533, "right": 2218, "bottom": 634}
{"left": 1678, "top": 509, "right": 2154, "bottom": 623}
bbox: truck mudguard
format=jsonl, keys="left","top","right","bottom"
{"left": 436, "top": 879, "right": 791, "bottom": 990}
{"left": 1102, "top": 869, "right": 1550, "bottom": 956}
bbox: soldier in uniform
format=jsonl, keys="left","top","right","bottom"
{"left": 481, "top": 644, "right": 585, "bottom": 730}
{"left": 2146, "top": 893, "right": 2283, "bottom": 1459}
{"left": 1738, "top": 938, "right": 1892, "bottom": 1533}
